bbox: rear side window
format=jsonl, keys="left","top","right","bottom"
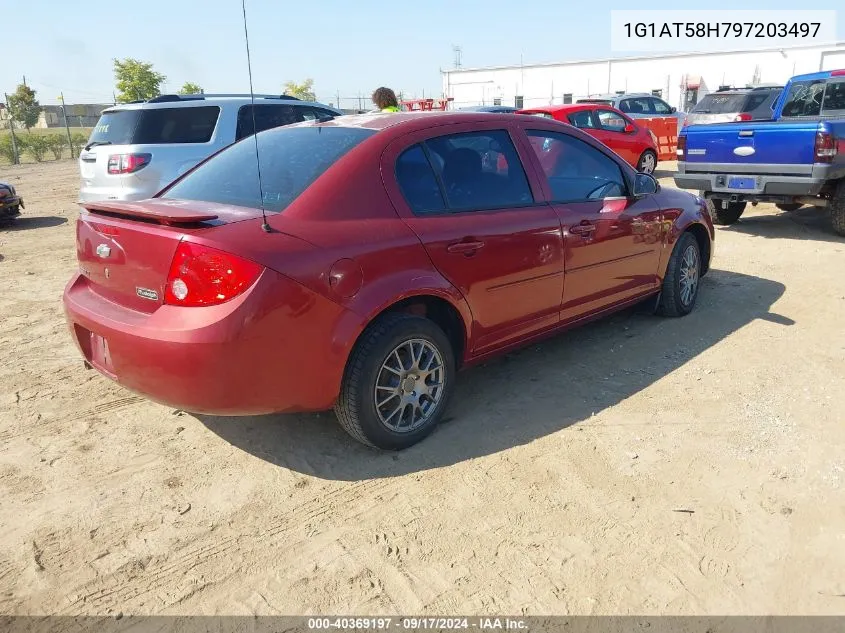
{"left": 161, "top": 126, "right": 375, "bottom": 212}
{"left": 619, "top": 98, "right": 652, "bottom": 115}
{"left": 567, "top": 110, "right": 595, "bottom": 128}
{"left": 236, "top": 104, "right": 308, "bottom": 140}
{"left": 423, "top": 130, "right": 533, "bottom": 211}
{"left": 86, "top": 107, "right": 220, "bottom": 145}
{"left": 395, "top": 145, "right": 446, "bottom": 214}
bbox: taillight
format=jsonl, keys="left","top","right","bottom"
{"left": 107, "top": 153, "right": 151, "bottom": 174}
{"left": 676, "top": 134, "right": 687, "bottom": 160}
{"left": 164, "top": 242, "right": 263, "bottom": 307}
{"left": 814, "top": 126, "right": 836, "bottom": 164}
{"left": 734, "top": 113, "right": 752, "bottom": 122}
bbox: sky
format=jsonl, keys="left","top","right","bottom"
{"left": 2, "top": 0, "right": 843, "bottom": 109}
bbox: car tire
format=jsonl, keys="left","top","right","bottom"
{"left": 334, "top": 312, "right": 455, "bottom": 450}
{"left": 707, "top": 198, "right": 746, "bottom": 225}
{"left": 828, "top": 180, "right": 845, "bottom": 237}
{"left": 775, "top": 203, "right": 803, "bottom": 212}
{"left": 657, "top": 232, "right": 702, "bottom": 318}
{"left": 637, "top": 150, "right": 657, "bottom": 174}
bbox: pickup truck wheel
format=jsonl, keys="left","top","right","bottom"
{"left": 828, "top": 180, "right": 845, "bottom": 237}
{"left": 334, "top": 313, "right": 455, "bottom": 450}
{"left": 709, "top": 200, "right": 746, "bottom": 225}
{"left": 776, "top": 203, "right": 803, "bottom": 212}
{"left": 637, "top": 150, "right": 657, "bottom": 174}
{"left": 657, "top": 232, "right": 701, "bottom": 318}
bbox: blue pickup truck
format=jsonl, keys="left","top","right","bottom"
{"left": 674, "top": 69, "right": 845, "bottom": 236}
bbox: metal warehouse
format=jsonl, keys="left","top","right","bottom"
{"left": 442, "top": 42, "right": 845, "bottom": 111}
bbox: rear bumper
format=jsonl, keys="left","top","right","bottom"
{"left": 62, "top": 269, "right": 356, "bottom": 415}
{"left": 674, "top": 163, "right": 838, "bottom": 198}
{"left": 0, "top": 196, "right": 23, "bottom": 217}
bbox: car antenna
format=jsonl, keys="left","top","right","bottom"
{"left": 241, "top": 0, "right": 271, "bottom": 233}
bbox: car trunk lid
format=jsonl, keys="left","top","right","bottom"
{"left": 76, "top": 200, "right": 265, "bottom": 313}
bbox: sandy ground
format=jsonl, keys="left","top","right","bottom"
{"left": 1, "top": 160, "right": 844, "bottom": 617}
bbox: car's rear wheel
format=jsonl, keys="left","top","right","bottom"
{"left": 657, "top": 232, "right": 701, "bottom": 318}
{"left": 637, "top": 150, "right": 657, "bottom": 174}
{"left": 706, "top": 197, "right": 746, "bottom": 225}
{"left": 334, "top": 313, "right": 455, "bottom": 450}
{"left": 828, "top": 180, "right": 845, "bottom": 237}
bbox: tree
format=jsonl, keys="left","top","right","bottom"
{"left": 7, "top": 84, "right": 41, "bottom": 130}
{"left": 113, "top": 58, "right": 166, "bottom": 103}
{"left": 282, "top": 78, "right": 316, "bottom": 101}
{"left": 178, "top": 82, "right": 203, "bottom": 95}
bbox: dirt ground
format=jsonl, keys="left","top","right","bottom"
{"left": 1, "top": 159, "right": 843, "bottom": 617}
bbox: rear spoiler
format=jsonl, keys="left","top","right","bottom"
{"left": 80, "top": 200, "right": 218, "bottom": 225}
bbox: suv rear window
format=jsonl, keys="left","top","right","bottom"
{"left": 691, "top": 93, "right": 748, "bottom": 114}
{"left": 160, "top": 126, "right": 375, "bottom": 212}
{"left": 87, "top": 106, "right": 220, "bottom": 145}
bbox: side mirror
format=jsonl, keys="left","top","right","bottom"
{"left": 633, "top": 172, "right": 659, "bottom": 196}
{"left": 623, "top": 123, "right": 635, "bottom": 133}
{"left": 670, "top": 106, "right": 677, "bottom": 113}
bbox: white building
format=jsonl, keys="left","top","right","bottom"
{"left": 442, "top": 42, "right": 845, "bottom": 112}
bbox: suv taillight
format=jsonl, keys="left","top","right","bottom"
{"left": 734, "top": 113, "right": 752, "bottom": 122}
{"left": 164, "top": 241, "right": 263, "bottom": 307}
{"left": 814, "top": 126, "right": 836, "bottom": 164}
{"left": 676, "top": 134, "right": 687, "bottom": 160}
{"left": 107, "top": 153, "right": 151, "bottom": 174}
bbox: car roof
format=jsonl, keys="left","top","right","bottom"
{"left": 791, "top": 69, "right": 845, "bottom": 82}
{"left": 102, "top": 95, "right": 340, "bottom": 113}
{"left": 519, "top": 103, "right": 606, "bottom": 115}
{"left": 286, "top": 110, "right": 521, "bottom": 133}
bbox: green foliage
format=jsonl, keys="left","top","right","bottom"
{"left": 22, "top": 134, "right": 49, "bottom": 162}
{"left": 178, "top": 82, "right": 203, "bottom": 95}
{"left": 114, "top": 58, "right": 166, "bottom": 103}
{"left": 282, "top": 78, "right": 316, "bottom": 102}
{"left": 44, "top": 134, "right": 68, "bottom": 160}
{"left": 70, "top": 132, "right": 88, "bottom": 154}
{"left": 0, "top": 136, "right": 19, "bottom": 163}
{"left": 7, "top": 84, "right": 41, "bottom": 129}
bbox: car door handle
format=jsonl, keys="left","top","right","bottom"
{"left": 569, "top": 222, "right": 597, "bottom": 235}
{"left": 447, "top": 240, "right": 486, "bottom": 254}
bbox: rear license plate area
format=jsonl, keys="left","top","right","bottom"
{"left": 727, "top": 176, "right": 756, "bottom": 189}
{"left": 74, "top": 324, "right": 115, "bottom": 374}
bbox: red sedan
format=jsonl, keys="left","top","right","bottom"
{"left": 63, "top": 112, "right": 713, "bottom": 450}
{"left": 518, "top": 104, "right": 659, "bottom": 174}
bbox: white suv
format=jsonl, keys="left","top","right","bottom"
{"left": 78, "top": 94, "right": 342, "bottom": 202}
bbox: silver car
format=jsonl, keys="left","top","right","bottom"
{"left": 78, "top": 94, "right": 342, "bottom": 202}
{"left": 678, "top": 86, "right": 782, "bottom": 132}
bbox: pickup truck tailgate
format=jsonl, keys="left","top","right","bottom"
{"left": 683, "top": 121, "right": 818, "bottom": 172}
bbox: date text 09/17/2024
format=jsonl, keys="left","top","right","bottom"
{"left": 307, "top": 617, "right": 529, "bottom": 630}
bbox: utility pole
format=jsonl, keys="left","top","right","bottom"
{"left": 3, "top": 92, "right": 20, "bottom": 165}
{"left": 113, "top": 91, "right": 117, "bottom": 105}
{"left": 336, "top": 90, "right": 340, "bottom": 111}
{"left": 59, "top": 93, "right": 75, "bottom": 159}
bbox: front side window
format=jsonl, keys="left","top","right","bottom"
{"left": 414, "top": 130, "right": 534, "bottom": 212}
{"left": 161, "top": 126, "right": 375, "bottom": 212}
{"left": 526, "top": 130, "right": 627, "bottom": 202}
{"left": 651, "top": 98, "right": 672, "bottom": 114}
{"left": 596, "top": 109, "right": 628, "bottom": 132}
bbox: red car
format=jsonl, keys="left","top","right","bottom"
{"left": 518, "top": 104, "right": 659, "bottom": 174}
{"left": 63, "top": 112, "right": 713, "bottom": 450}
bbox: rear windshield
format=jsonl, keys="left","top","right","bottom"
{"left": 160, "top": 126, "right": 376, "bottom": 213}
{"left": 780, "top": 79, "right": 845, "bottom": 117}
{"left": 87, "top": 106, "right": 220, "bottom": 145}
{"left": 691, "top": 93, "right": 748, "bottom": 114}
